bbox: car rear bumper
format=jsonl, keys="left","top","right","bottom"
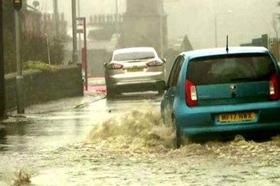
{"left": 180, "top": 122, "right": 280, "bottom": 141}
{"left": 111, "top": 80, "right": 164, "bottom": 92}
{"left": 106, "top": 72, "right": 165, "bottom": 92}
{"left": 175, "top": 101, "right": 280, "bottom": 140}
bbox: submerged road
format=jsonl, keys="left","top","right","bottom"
{"left": 0, "top": 92, "right": 162, "bottom": 185}
{"left": 0, "top": 92, "right": 279, "bottom": 186}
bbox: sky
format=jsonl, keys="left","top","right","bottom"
{"left": 27, "top": 0, "right": 280, "bottom": 49}
{"left": 165, "top": 0, "right": 280, "bottom": 49}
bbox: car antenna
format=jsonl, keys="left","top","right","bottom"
{"left": 226, "top": 35, "right": 229, "bottom": 53}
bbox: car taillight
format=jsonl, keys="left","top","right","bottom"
{"left": 185, "top": 79, "right": 198, "bottom": 106}
{"left": 107, "top": 63, "right": 123, "bottom": 69}
{"left": 269, "top": 73, "right": 279, "bottom": 100}
{"left": 146, "top": 61, "right": 162, "bottom": 67}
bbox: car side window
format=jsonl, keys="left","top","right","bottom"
{"left": 167, "top": 57, "right": 180, "bottom": 87}
{"left": 168, "top": 56, "right": 184, "bottom": 87}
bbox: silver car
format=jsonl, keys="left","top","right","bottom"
{"left": 104, "top": 47, "right": 166, "bottom": 98}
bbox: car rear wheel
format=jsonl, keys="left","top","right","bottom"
{"left": 106, "top": 87, "right": 116, "bottom": 99}
{"left": 175, "top": 127, "right": 182, "bottom": 148}
{"left": 172, "top": 117, "right": 182, "bottom": 149}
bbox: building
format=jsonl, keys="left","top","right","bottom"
{"left": 119, "top": 0, "right": 167, "bottom": 57}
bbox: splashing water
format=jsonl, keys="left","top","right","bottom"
{"left": 85, "top": 103, "right": 280, "bottom": 159}
{"left": 12, "top": 169, "right": 31, "bottom": 186}
{"left": 85, "top": 104, "right": 175, "bottom": 153}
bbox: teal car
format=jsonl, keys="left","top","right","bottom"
{"left": 161, "top": 47, "right": 280, "bottom": 147}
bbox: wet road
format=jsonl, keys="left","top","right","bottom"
{"left": 0, "top": 92, "right": 161, "bottom": 151}
{"left": 0, "top": 92, "right": 279, "bottom": 186}
{"left": 0, "top": 92, "right": 162, "bottom": 185}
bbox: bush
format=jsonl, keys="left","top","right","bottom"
{"left": 3, "top": 1, "right": 66, "bottom": 74}
{"left": 23, "top": 61, "right": 57, "bottom": 72}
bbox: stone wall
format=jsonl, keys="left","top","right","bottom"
{"left": 4, "top": 64, "right": 83, "bottom": 111}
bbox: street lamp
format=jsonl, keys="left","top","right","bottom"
{"left": 72, "top": 0, "right": 78, "bottom": 63}
{"left": 115, "top": 0, "right": 119, "bottom": 33}
{"left": 159, "top": 0, "right": 164, "bottom": 57}
{"left": 77, "top": 0, "right": 82, "bottom": 63}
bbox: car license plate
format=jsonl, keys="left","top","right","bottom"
{"left": 218, "top": 112, "right": 256, "bottom": 123}
{"left": 126, "top": 68, "right": 143, "bottom": 73}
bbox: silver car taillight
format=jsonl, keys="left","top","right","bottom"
{"left": 107, "top": 63, "right": 123, "bottom": 69}
{"left": 146, "top": 61, "right": 162, "bottom": 67}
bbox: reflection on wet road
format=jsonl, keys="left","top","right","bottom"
{"left": 0, "top": 92, "right": 163, "bottom": 185}
{"left": 1, "top": 92, "right": 161, "bottom": 150}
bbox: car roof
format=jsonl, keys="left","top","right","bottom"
{"left": 113, "top": 47, "right": 156, "bottom": 54}
{"left": 181, "top": 46, "right": 270, "bottom": 59}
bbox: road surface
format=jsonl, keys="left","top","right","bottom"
{"left": 0, "top": 92, "right": 279, "bottom": 186}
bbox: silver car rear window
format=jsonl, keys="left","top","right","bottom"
{"left": 113, "top": 51, "right": 155, "bottom": 61}
{"left": 187, "top": 53, "right": 276, "bottom": 85}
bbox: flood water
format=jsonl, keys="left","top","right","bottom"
{"left": 0, "top": 93, "right": 280, "bottom": 186}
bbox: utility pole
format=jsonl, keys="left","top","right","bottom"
{"left": 159, "top": 0, "right": 164, "bottom": 57}
{"left": 53, "top": 0, "right": 59, "bottom": 36}
{"left": 72, "top": 0, "right": 78, "bottom": 64}
{"left": 115, "top": 0, "right": 119, "bottom": 33}
{"left": 78, "top": 17, "right": 88, "bottom": 91}
{"left": 77, "top": 0, "right": 82, "bottom": 63}
{"left": 14, "top": 0, "right": 24, "bottom": 114}
{"left": 83, "top": 18, "right": 88, "bottom": 91}
{"left": 0, "top": 0, "right": 5, "bottom": 120}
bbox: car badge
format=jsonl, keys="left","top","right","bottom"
{"left": 230, "top": 84, "right": 237, "bottom": 92}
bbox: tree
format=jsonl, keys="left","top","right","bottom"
{"left": 3, "top": 0, "right": 66, "bottom": 74}
{"left": 3, "top": 0, "right": 16, "bottom": 73}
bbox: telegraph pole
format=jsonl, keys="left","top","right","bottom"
{"left": 115, "top": 0, "right": 119, "bottom": 33}
{"left": 159, "top": 0, "right": 164, "bottom": 57}
{"left": 77, "top": 0, "right": 82, "bottom": 63}
{"left": 14, "top": 0, "right": 24, "bottom": 114}
{"left": 0, "top": 0, "right": 5, "bottom": 120}
{"left": 72, "top": 0, "right": 78, "bottom": 64}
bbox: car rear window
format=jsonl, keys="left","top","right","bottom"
{"left": 187, "top": 53, "right": 276, "bottom": 85}
{"left": 113, "top": 51, "right": 155, "bottom": 61}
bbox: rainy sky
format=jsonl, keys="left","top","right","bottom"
{"left": 27, "top": 0, "right": 280, "bottom": 49}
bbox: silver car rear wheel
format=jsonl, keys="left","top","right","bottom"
{"left": 107, "top": 86, "right": 121, "bottom": 99}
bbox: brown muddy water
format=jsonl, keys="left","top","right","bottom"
{"left": 1, "top": 104, "right": 280, "bottom": 186}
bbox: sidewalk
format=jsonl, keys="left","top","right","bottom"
{"left": 3, "top": 91, "right": 106, "bottom": 122}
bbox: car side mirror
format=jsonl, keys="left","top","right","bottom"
{"left": 162, "top": 58, "right": 167, "bottom": 63}
{"left": 104, "top": 63, "right": 108, "bottom": 68}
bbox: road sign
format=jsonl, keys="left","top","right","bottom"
{"left": 13, "top": 0, "right": 22, "bottom": 10}
{"left": 76, "top": 17, "right": 85, "bottom": 34}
